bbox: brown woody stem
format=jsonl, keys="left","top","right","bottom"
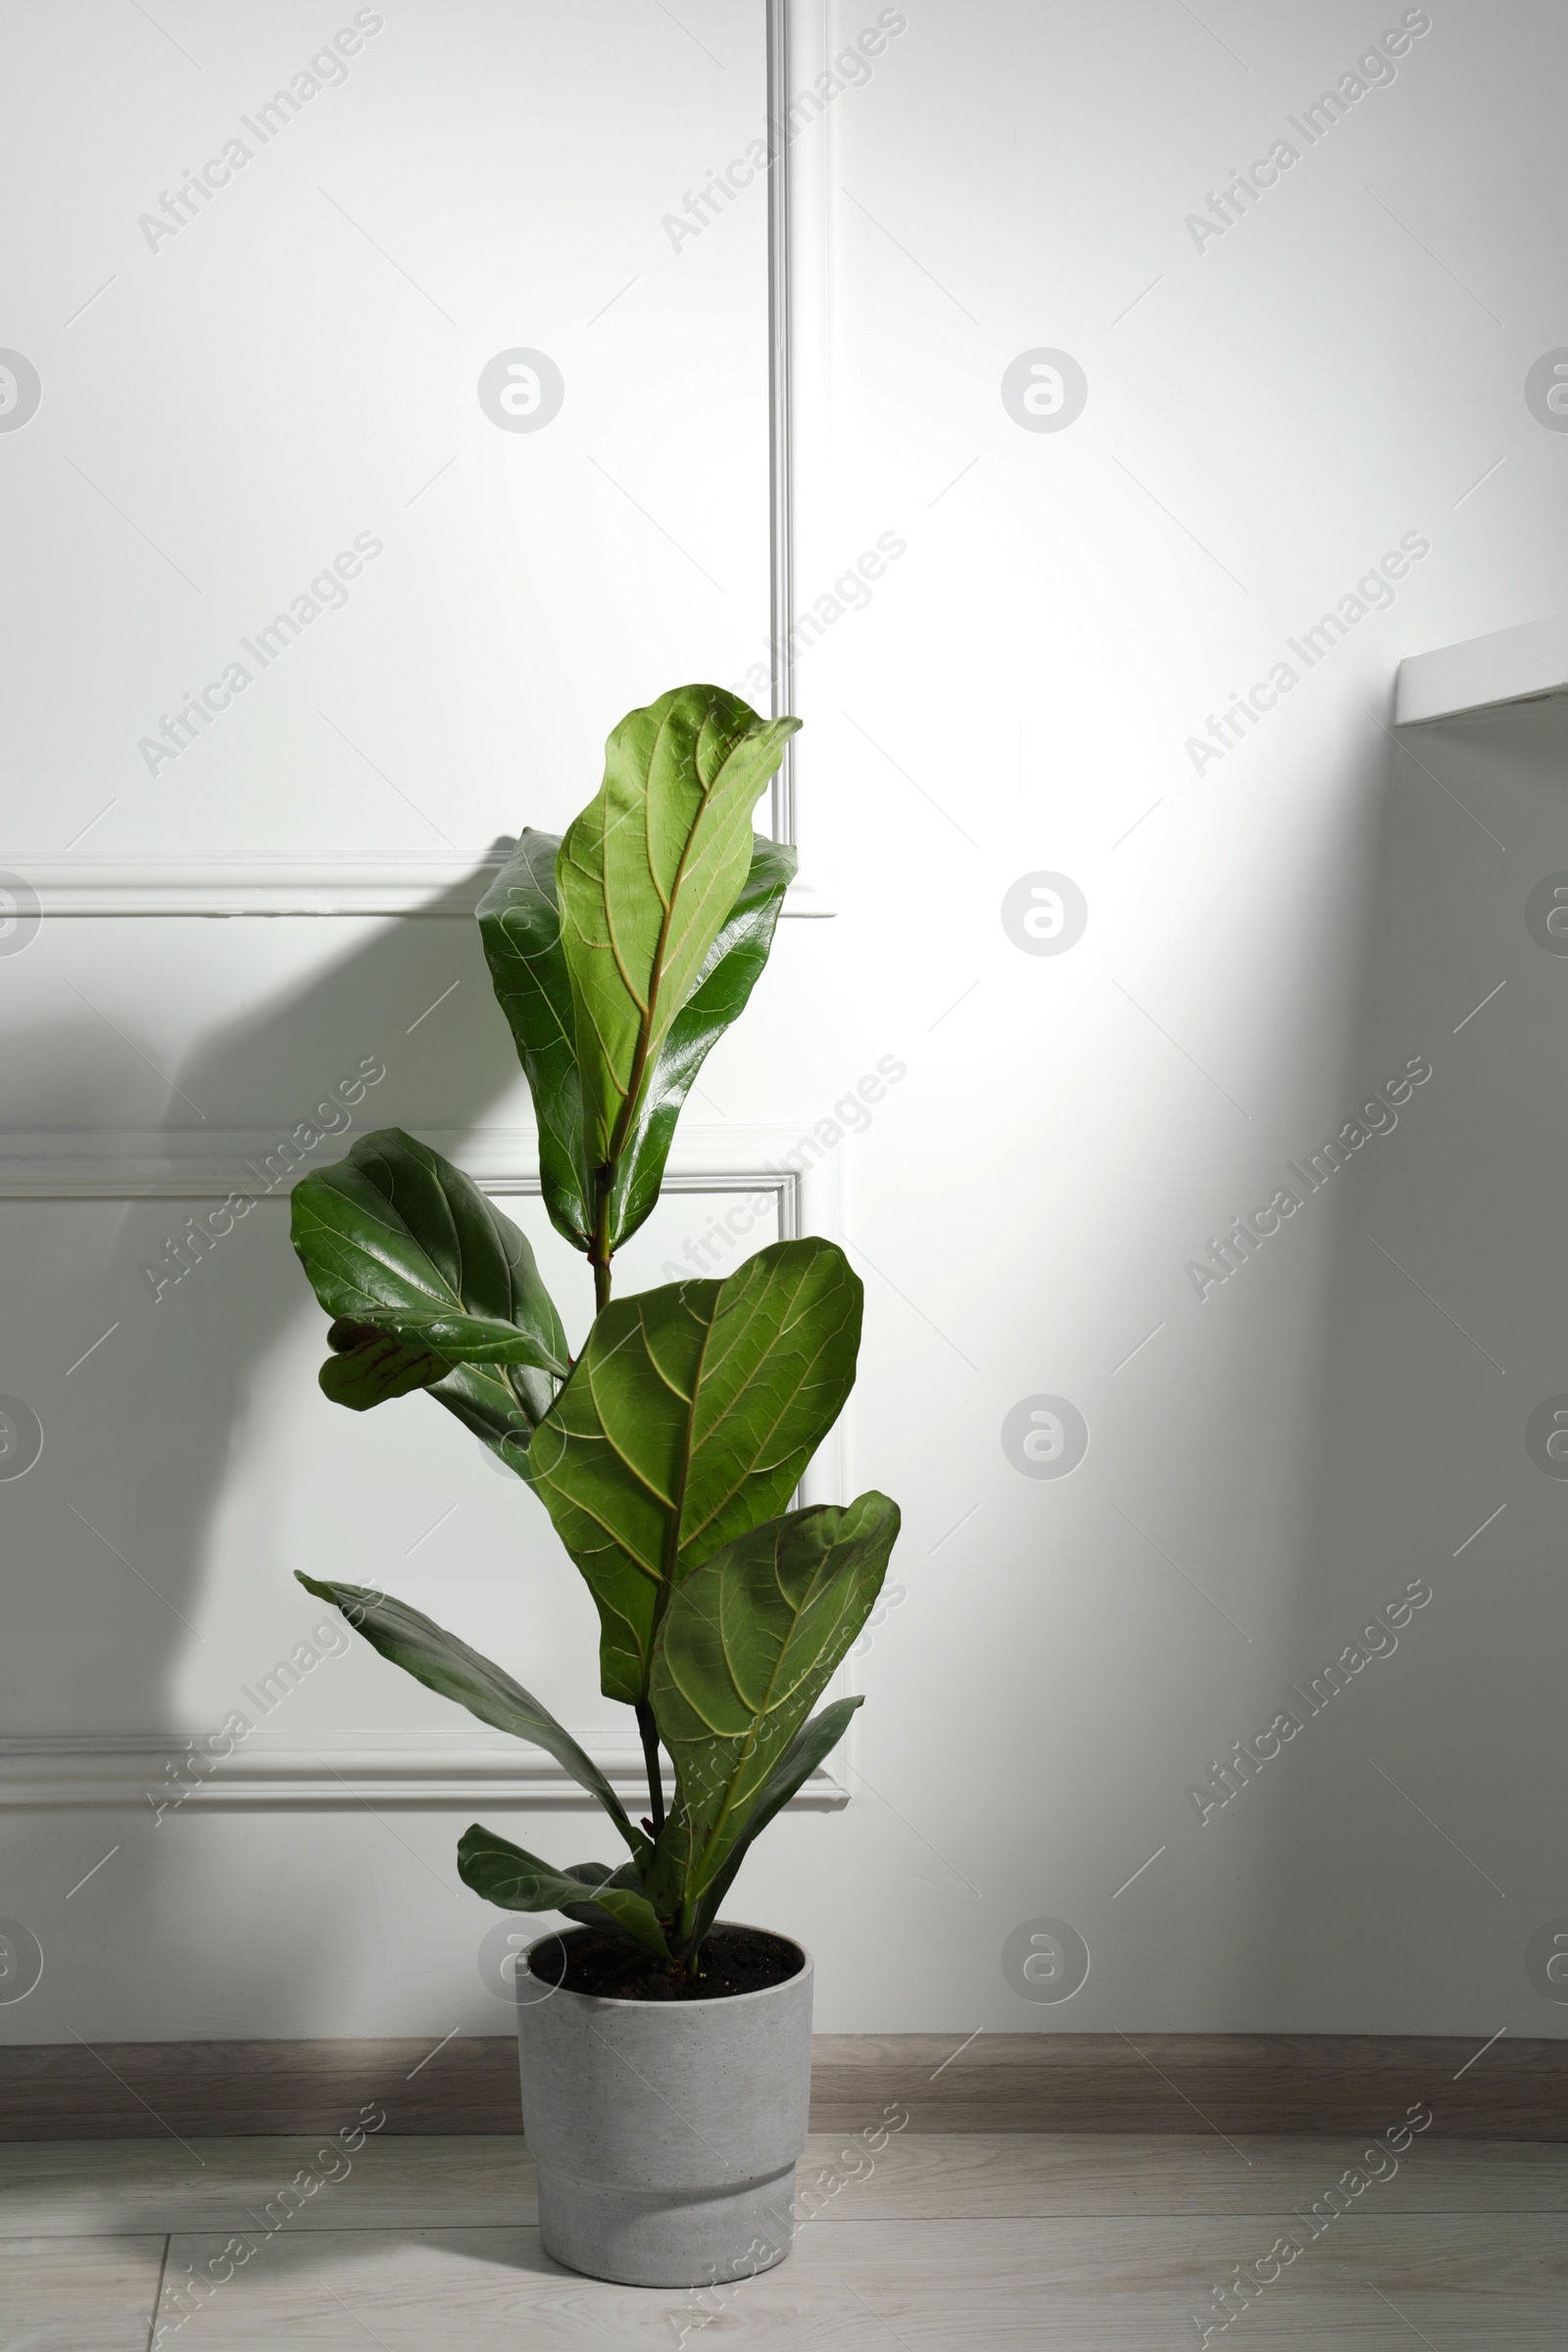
{"left": 589, "top": 1166, "right": 613, "bottom": 1315}
{"left": 635, "top": 1700, "right": 665, "bottom": 1837}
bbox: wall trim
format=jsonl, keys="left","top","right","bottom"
{"left": 0, "top": 1127, "right": 806, "bottom": 1204}
{"left": 0, "top": 2032, "right": 1559, "bottom": 2139}
{"left": 1, "top": 862, "right": 833, "bottom": 919}
{"left": 0, "top": 1731, "right": 849, "bottom": 1813}
{"left": 765, "top": 0, "right": 796, "bottom": 845}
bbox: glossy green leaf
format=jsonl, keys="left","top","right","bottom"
{"left": 475, "top": 831, "right": 593, "bottom": 1251}
{"left": 336, "top": 1306, "right": 566, "bottom": 1373}
{"left": 690, "top": 1695, "right": 863, "bottom": 1945}
{"left": 557, "top": 1856, "right": 651, "bottom": 1936}
{"left": 458, "top": 1825, "right": 672, "bottom": 1961}
{"left": 645, "top": 1495, "right": 898, "bottom": 1936}
{"left": 606, "top": 831, "right": 796, "bottom": 1249}
{"left": 556, "top": 686, "right": 799, "bottom": 1254}
{"left": 318, "top": 1320, "right": 453, "bottom": 1410}
{"left": 526, "top": 1239, "right": 863, "bottom": 1704}
{"left": 290, "top": 1127, "right": 567, "bottom": 1468}
{"left": 296, "top": 1574, "right": 644, "bottom": 1855}
{"left": 478, "top": 822, "right": 796, "bottom": 1259}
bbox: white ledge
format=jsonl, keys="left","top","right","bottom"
{"left": 1395, "top": 612, "right": 1568, "bottom": 725}
{"left": 0, "top": 1127, "right": 806, "bottom": 1200}
{"left": 0, "top": 1731, "right": 849, "bottom": 1812}
{"left": 0, "top": 862, "right": 836, "bottom": 918}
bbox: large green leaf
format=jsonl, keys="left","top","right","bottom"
{"left": 478, "top": 823, "right": 796, "bottom": 1258}
{"left": 645, "top": 1496, "right": 898, "bottom": 1936}
{"left": 296, "top": 1574, "right": 644, "bottom": 1856}
{"left": 290, "top": 1128, "right": 567, "bottom": 1470}
{"left": 526, "top": 1239, "right": 863, "bottom": 1704}
{"left": 318, "top": 1304, "right": 566, "bottom": 1413}
{"left": 689, "top": 1695, "right": 863, "bottom": 1946}
{"left": 607, "top": 831, "right": 795, "bottom": 1249}
{"left": 556, "top": 1856, "right": 651, "bottom": 1937}
{"left": 318, "top": 1321, "right": 454, "bottom": 1410}
{"left": 458, "top": 1825, "right": 672, "bottom": 1961}
{"left": 556, "top": 686, "right": 799, "bottom": 1258}
{"left": 333, "top": 1306, "right": 566, "bottom": 1370}
{"left": 475, "top": 830, "right": 593, "bottom": 1252}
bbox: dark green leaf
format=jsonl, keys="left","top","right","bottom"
{"left": 690, "top": 1695, "right": 863, "bottom": 1945}
{"left": 318, "top": 1320, "right": 454, "bottom": 1410}
{"left": 645, "top": 1495, "right": 898, "bottom": 1935}
{"left": 558, "top": 1856, "right": 652, "bottom": 1937}
{"left": 290, "top": 1127, "right": 567, "bottom": 1466}
{"left": 296, "top": 1573, "right": 644, "bottom": 1855}
{"left": 459, "top": 1825, "right": 671, "bottom": 1961}
{"left": 340, "top": 1306, "right": 565, "bottom": 1374}
{"left": 556, "top": 686, "right": 799, "bottom": 1247}
{"left": 526, "top": 1239, "right": 863, "bottom": 1704}
{"left": 475, "top": 831, "right": 593, "bottom": 1252}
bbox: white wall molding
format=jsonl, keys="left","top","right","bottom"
{"left": 766, "top": 0, "right": 796, "bottom": 843}
{"left": 0, "top": 862, "right": 833, "bottom": 919}
{"left": 0, "top": 1731, "right": 849, "bottom": 1813}
{"left": 0, "top": 1125, "right": 808, "bottom": 1206}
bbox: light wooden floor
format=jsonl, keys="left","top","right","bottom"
{"left": 3, "top": 2132, "right": 1566, "bottom": 2348}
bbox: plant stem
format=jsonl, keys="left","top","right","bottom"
{"left": 589, "top": 1166, "right": 612, "bottom": 1315}
{"left": 635, "top": 1700, "right": 665, "bottom": 1836}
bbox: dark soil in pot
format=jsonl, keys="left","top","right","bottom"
{"left": 531, "top": 1923, "right": 805, "bottom": 2002}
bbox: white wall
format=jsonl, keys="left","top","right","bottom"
{"left": 5, "top": 0, "right": 1568, "bottom": 2048}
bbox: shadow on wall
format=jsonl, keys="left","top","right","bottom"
{"left": 1218, "top": 699, "right": 1568, "bottom": 2032}
{"left": 0, "top": 855, "right": 529, "bottom": 2031}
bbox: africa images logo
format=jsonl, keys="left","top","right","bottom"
{"left": 1002, "top": 1396, "right": 1089, "bottom": 1479}
{"left": 477, "top": 350, "right": 564, "bottom": 432}
{"left": 0, "top": 351, "right": 41, "bottom": 432}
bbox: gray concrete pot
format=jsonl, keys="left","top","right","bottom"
{"left": 514, "top": 1924, "right": 813, "bottom": 2288}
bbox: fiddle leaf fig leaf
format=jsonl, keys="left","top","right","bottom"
{"left": 458, "top": 1825, "right": 672, "bottom": 1961}
{"left": 290, "top": 1127, "right": 567, "bottom": 1467}
{"left": 526, "top": 1239, "right": 863, "bottom": 1705}
{"left": 558, "top": 1856, "right": 651, "bottom": 1936}
{"left": 336, "top": 1307, "right": 566, "bottom": 1374}
{"left": 607, "top": 831, "right": 796, "bottom": 1250}
{"left": 476, "top": 830, "right": 593, "bottom": 1252}
{"left": 689, "top": 1695, "right": 863, "bottom": 1947}
{"left": 477, "top": 820, "right": 796, "bottom": 1259}
{"left": 296, "top": 1574, "right": 645, "bottom": 1857}
{"left": 318, "top": 1320, "right": 454, "bottom": 1410}
{"left": 556, "top": 685, "right": 799, "bottom": 1257}
{"left": 645, "top": 1495, "right": 898, "bottom": 1936}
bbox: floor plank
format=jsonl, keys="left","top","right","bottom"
{"left": 3, "top": 2157, "right": 1564, "bottom": 2348}
{"left": 0, "top": 2234, "right": 167, "bottom": 2352}
{"left": 144, "top": 2216, "right": 1568, "bottom": 2349}
{"left": 0, "top": 2132, "right": 535, "bottom": 2236}
{"left": 800, "top": 2129, "right": 1568, "bottom": 2218}
{"left": 6, "top": 2131, "right": 1568, "bottom": 2237}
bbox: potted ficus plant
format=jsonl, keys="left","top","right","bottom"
{"left": 288, "top": 685, "right": 901, "bottom": 2287}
